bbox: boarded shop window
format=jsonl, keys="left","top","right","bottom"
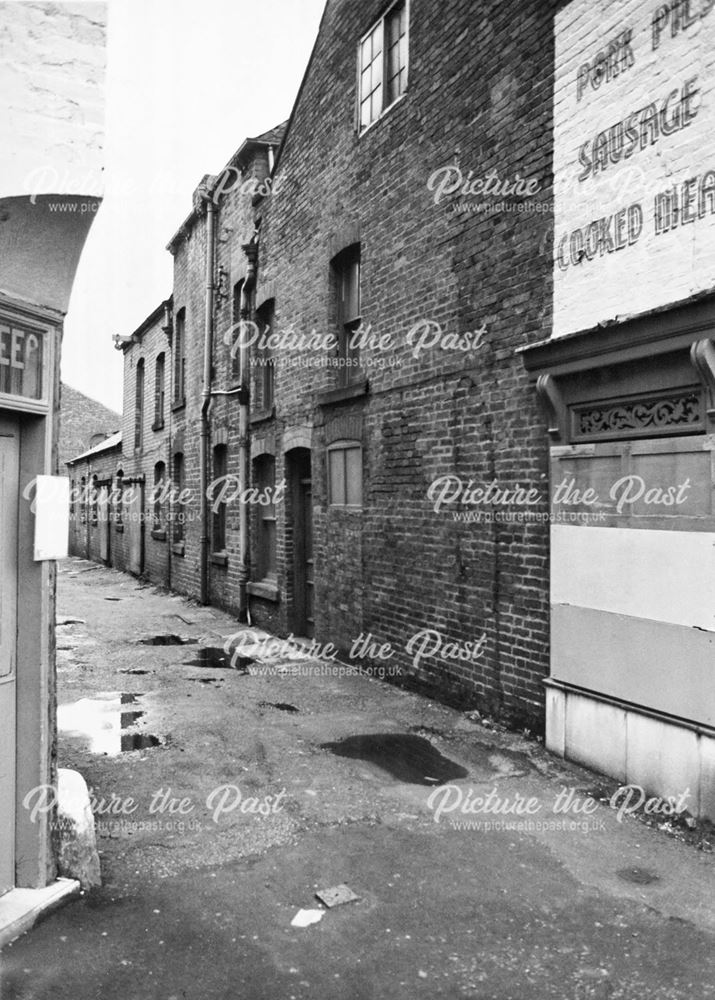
{"left": 154, "top": 353, "right": 165, "bottom": 429}
{"left": 328, "top": 441, "right": 362, "bottom": 507}
{"left": 359, "top": 0, "right": 408, "bottom": 131}
{"left": 332, "top": 245, "right": 362, "bottom": 387}
{"left": 255, "top": 298, "right": 275, "bottom": 412}
{"left": 212, "top": 444, "right": 227, "bottom": 553}
{"left": 254, "top": 454, "right": 277, "bottom": 580}
{"left": 174, "top": 308, "right": 186, "bottom": 403}
{"left": 134, "top": 359, "right": 144, "bottom": 450}
{"left": 172, "top": 452, "right": 185, "bottom": 544}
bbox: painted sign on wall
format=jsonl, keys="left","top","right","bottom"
{"left": 0, "top": 319, "right": 44, "bottom": 400}
{"left": 554, "top": 0, "right": 715, "bottom": 338}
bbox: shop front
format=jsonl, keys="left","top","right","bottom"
{"left": 0, "top": 195, "right": 100, "bottom": 897}
{"left": 521, "top": 0, "right": 715, "bottom": 818}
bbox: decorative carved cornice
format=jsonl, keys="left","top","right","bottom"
{"left": 573, "top": 391, "right": 702, "bottom": 441}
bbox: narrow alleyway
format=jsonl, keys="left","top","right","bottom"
{"left": 1, "top": 559, "right": 714, "bottom": 1000}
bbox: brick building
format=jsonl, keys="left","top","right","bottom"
{"left": 62, "top": 0, "right": 715, "bottom": 821}
{"left": 71, "top": 0, "right": 558, "bottom": 734}
{"left": 66, "top": 432, "right": 122, "bottom": 565}
{"left": 58, "top": 382, "right": 120, "bottom": 470}
{"left": 242, "top": 0, "right": 556, "bottom": 727}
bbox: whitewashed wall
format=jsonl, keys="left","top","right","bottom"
{"left": 554, "top": 0, "right": 715, "bottom": 337}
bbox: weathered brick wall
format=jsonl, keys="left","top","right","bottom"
{"left": 60, "top": 383, "right": 120, "bottom": 470}
{"left": 251, "top": 0, "right": 557, "bottom": 727}
{"left": 169, "top": 148, "right": 278, "bottom": 614}
{"left": 118, "top": 309, "right": 172, "bottom": 585}
{"left": 67, "top": 443, "right": 121, "bottom": 562}
{"left": 168, "top": 214, "right": 208, "bottom": 602}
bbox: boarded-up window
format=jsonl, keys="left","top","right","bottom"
{"left": 328, "top": 442, "right": 363, "bottom": 507}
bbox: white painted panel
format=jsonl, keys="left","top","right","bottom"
{"left": 545, "top": 686, "right": 566, "bottom": 759}
{"left": 625, "top": 712, "right": 700, "bottom": 808}
{"left": 551, "top": 524, "right": 715, "bottom": 631}
{"left": 564, "top": 690, "right": 627, "bottom": 783}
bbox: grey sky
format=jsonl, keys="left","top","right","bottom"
{"left": 61, "top": 0, "right": 326, "bottom": 411}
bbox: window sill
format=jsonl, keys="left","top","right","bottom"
{"left": 317, "top": 379, "right": 368, "bottom": 407}
{"left": 115, "top": 524, "right": 125, "bottom": 534}
{"left": 152, "top": 419, "right": 165, "bottom": 432}
{"left": 172, "top": 398, "right": 186, "bottom": 413}
{"left": 250, "top": 406, "right": 275, "bottom": 425}
{"left": 172, "top": 541, "right": 185, "bottom": 557}
{"left": 211, "top": 552, "right": 228, "bottom": 567}
{"left": 151, "top": 529, "right": 167, "bottom": 542}
{"left": 246, "top": 580, "right": 279, "bottom": 602}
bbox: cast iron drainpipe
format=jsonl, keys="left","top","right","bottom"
{"left": 237, "top": 239, "right": 258, "bottom": 621}
{"left": 199, "top": 195, "right": 216, "bottom": 605}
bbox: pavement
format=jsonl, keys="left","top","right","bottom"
{"left": 1, "top": 557, "right": 714, "bottom": 1000}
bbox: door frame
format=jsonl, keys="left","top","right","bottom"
{"left": 286, "top": 448, "right": 314, "bottom": 638}
{"left": 0, "top": 414, "right": 19, "bottom": 895}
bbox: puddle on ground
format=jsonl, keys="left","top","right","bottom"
{"left": 321, "top": 733, "right": 469, "bottom": 786}
{"left": 617, "top": 867, "right": 661, "bottom": 886}
{"left": 120, "top": 668, "right": 150, "bottom": 676}
{"left": 58, "top": 692, "right": 163, "bottom": 756}
{"left": 182, "top": 647, "right": 253, "bottom": 670}
{"left": 259, "top": 701, "right": 299, "bottom": 713}
{"left": 138, "top": 634, "right": 197, "bottom": 646}
{"left": 187, "top": 676, "right": 225, "bottom": 684}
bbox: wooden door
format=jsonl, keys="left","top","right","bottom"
{"left": 289, "top": 450, "right": 314, "bottom": 638}
{"left": 98, "top": 484, "right": 110, "bottom": 563}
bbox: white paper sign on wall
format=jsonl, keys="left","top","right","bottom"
{"left": 33, "top": 475, "right": 69, "bottom": 561}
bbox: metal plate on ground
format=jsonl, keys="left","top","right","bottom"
{"left": 315, "top": 884, "right": 360, "bottom": 908}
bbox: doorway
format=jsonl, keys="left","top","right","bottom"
{"left": 287, "top": 449, "right": 314, "bottom": 638}
{"left": 98, "top": 480, "right": 111, "bottom": 564}
{"left": 126, "top": 479, "right": 144, "bottom": 576}
{"left": 0, "top": 415, "right": 19, "bottom": 895}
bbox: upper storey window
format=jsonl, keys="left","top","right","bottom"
{"left": 359, "top": 0, "right": 408, "bottom": 132}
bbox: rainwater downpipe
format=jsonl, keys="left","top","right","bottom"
{"left": 199, "top": 195, "right": 216, "bottom": 605}
{"left": 238, "top": 239, "right": 258, "bottom": 620}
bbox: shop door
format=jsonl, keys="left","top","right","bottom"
{"left": 0, "top": 415, "right": 19, "bottom": 894}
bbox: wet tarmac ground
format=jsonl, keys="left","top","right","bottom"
{"left": 2, "top": 560, "right": 715, "bottom": 1000}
